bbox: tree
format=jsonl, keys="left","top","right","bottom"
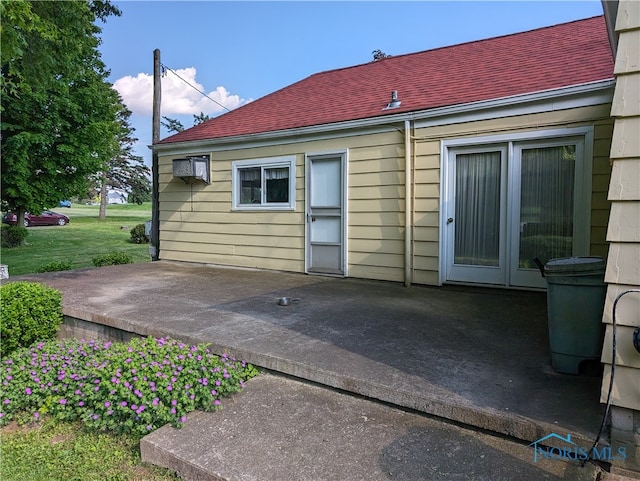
{"left": 372, "top": 49, "right": 392, "bottom": 61}
{"left": 128, "top": 174, "right": 152, "bottom": 205}
{"left": 161, "top": 116, "right": 184, "bottom": 133}
{"left": 97, "top": 104, "right": 150, "bottom": 217}
{"left": 193, "top": 112, "right": 210, "bottom": 125}
{"left": 162, "top": 112, "right": 211, "bottom": 134}
{"left": 1, "top": 1, "right": 122, "bottom": 226}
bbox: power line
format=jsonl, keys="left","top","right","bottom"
{"left": 160, "top": 63, "right": 231, "bottom": 113}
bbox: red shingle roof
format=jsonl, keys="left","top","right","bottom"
{"left": 159, "top": 16, "right": 613, "bottom": 145}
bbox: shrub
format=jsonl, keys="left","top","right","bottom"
{"left": 0, "top": 282, "right": 63, "bottom": 357}
{"left": 92, "top": 251, "right": 133, "bottom": 267}
{"left": 130, "top": 223, "right": 149, "bottom": 244}
{"left": 0, "top": 337, "right": 260, "bottom": 434}
{"left": 519, "top": 235, "right": 572, "bottom": 268}
{"left": 36, "top": 261, "right": 73, "bottom": 273}
{"left": 1, "top": 225, "right": 28, "bottom": 248}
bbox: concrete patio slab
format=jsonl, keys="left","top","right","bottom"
{"left": 15, "top": 261, "right": 605, "bottom": 448}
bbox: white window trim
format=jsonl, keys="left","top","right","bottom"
{"left": 232, "top": 156, "right": 296, "bottom": 211}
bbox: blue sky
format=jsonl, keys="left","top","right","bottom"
{"left": 98, "top": 1, "right": 605, "bottom": 165}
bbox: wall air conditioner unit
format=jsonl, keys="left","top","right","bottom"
{"left": 172, "top": 155, "right": 210, "bottom": 183}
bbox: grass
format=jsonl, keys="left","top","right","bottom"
{"left": 0, "top": 203, "right": 152, "bottom": 276}
{"left": 1, "top": 419, "right": 181, "bottom": 481}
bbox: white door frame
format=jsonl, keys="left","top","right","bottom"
{"left": 439, "top": 127, "right": 594, "bottom": 288}
{"left": 305, "top": 150, "right": 348, "bottom": 276}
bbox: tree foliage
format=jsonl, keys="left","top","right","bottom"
{"left": 372, "top": 49, "right": 392, "bottom": 61}
{"left": 162, "top": 112, "right": 211, "bottom": 134}
{"left": 128, "top": 175, "right": 152, "bottom": 205}
{"left": 1, "top": 1, "right": 122, "bottom": 223}
{"left": 97, "top": 105, "right": 150, "bottom": 217}
{"left": 161, "top": 116, "right": 185, "bottom": 133}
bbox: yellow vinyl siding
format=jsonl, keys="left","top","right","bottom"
{"left": 347, "top": 131, "right": 408, "bottom": 281}
{"left": 157, "top": 101, "right": 613, "bottom": 286}
{"left": 159, "top": 151, "right": 305, "bottom": 271}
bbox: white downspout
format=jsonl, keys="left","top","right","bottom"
{"left": 404, "top": 120, "right": 412, "bottom": 287}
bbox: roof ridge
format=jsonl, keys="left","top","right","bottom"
{"left": 303, "top": 15, "right": 605, "bottom": 79}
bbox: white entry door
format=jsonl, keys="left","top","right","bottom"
{"left": 306, "top": 153, "right": 346, "bottom": 275}
{"left": 444, "top": 135, "right": 589, "bottom": 289}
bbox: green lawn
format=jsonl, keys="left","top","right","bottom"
{"left": 1, "top": 419, "right": 180, "bottom": 481}
{"left": 1, "top": 203, "right": 152, "bottom": 276}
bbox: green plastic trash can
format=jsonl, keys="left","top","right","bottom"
{"left": 543, "top": 257, "right": 606, "bottom": 374}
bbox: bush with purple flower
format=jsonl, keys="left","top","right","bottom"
{"left": 0, "top": 337, "right": 259, "bottom": 435}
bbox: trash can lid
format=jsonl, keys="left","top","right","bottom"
{"left": 544, "top": 256, "right": 606, "bottom": 276}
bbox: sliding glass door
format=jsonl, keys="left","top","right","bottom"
{"left": 444, "top": 136, "right": 588, "bottom": 289}
{"left": 509, "top": 141, "right": 583, "bottom": 288}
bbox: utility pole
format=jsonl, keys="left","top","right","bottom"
{"left": 150, "top": 49, "right": 161, "bottom": 261}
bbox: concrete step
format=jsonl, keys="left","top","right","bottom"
{"left": 141, "top": 374, "right": 601, "bottom": 481}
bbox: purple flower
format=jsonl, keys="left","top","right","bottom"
{"left": 152, "top": 398, "right": 159, "bottom": 406}
{"left": 210, "top": 389, "right": 217, "bottom": 396}
{"left": 25, "top": 388, "right": 32, "bottom": 395}
{"left": 120, "top": 401, "right": 127, "bottom": 407}
{"left": 78, "top": 401, "right": 84, "bottom": 407}
{"left": 33, "top": 412, "right": 40, "bottom": 419}
{"left": 171, "top": 399, "right": 177, "bottom": 406}
{"left": 180, "top": 416, "right": 187, "bottom": 423}
{"left": 59, "top": 399, "right": 67, "bottom": 405}
{"left": 166, "top": 385, "right": 173, "bottom": 391}
{"left": 170, "top": 408, "right": 176, "bottom": 414}
{"left": 214, "top": 400, "right": 221, "bottom": 406}
{"left": 104, "top": 401, "right": 111, "bottom": 408}
{"left": 92, "top": 414, "right": 99, "bottom": 420}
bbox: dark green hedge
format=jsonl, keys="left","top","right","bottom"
{"left": 0, "top": 282, "right": 63, "bottom": 357}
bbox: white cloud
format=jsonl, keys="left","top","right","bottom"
{"left": 112, "top": 67, "right": 248, "bottom": 116}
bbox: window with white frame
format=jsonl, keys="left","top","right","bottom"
{"left": 232, "top": 156, "right": 296, "bottom": 210}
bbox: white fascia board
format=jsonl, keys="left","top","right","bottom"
{"left": 152, "top": 79, "right": 615, "bottom": 155}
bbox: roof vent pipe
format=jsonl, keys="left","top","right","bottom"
{"left": 383, "top": 90, "right": 401, "bottom": 110}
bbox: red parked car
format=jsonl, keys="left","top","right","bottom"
{"left": 2, "top": 211, "right": 70, "bottom": 227}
